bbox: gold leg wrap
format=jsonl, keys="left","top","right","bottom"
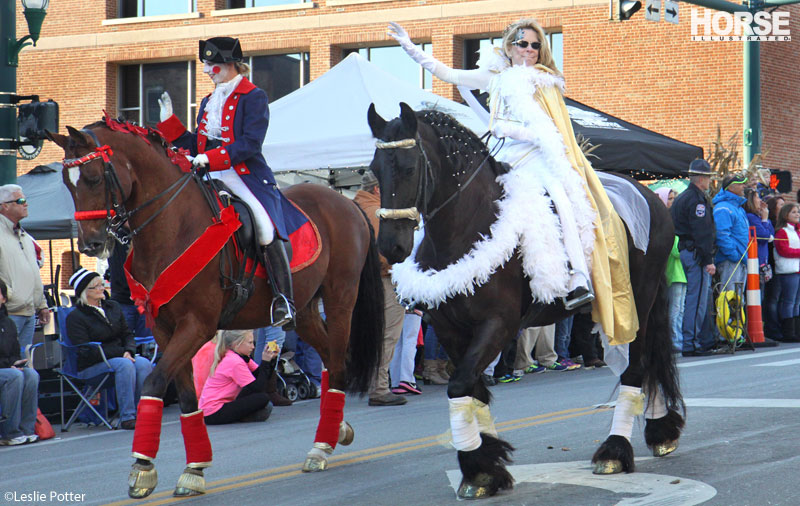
{"left": 456, "top": 472, "right": 494, "bottom": 499}
{"left": 128, "top": 461, "right": 158, "bottom": 499}
{"left": 592, "top": 460, "right": 624, "bottom": 475}
{"left": 173, "top": 467, "right": 206, "bottom": 497}
{"left": 338, "top": 421, "right": 354, "bottom": 446}
{"left": 302, "top": 443, "right": 332, "bottom": 472}
{"left": 652, "top": 439, "right": 679, "bottom": 457}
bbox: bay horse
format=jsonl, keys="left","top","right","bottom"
{"left": 367, "top": 103, "right": 684, "bottom": 499}
{"left": 47, "top": 118, "right": 383, "bottom": 499}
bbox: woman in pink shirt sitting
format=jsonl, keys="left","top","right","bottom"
{"left": 199, "top": 329, "right": 279, "bottom": 424}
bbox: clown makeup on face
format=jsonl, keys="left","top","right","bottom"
{"left": 203, "top": 61, "right": 236, "bottom": 85}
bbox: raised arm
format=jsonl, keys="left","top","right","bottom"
{"left": 388, "top": 22, "right": 492, "bottom": 91}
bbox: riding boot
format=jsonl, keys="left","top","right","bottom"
{"left": 262, "top": 241, "right": 296, "bottom": 330}
{"left": 266, "top": 367, "right": 293, "bottom": 406}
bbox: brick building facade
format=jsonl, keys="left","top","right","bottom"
{"left": 12, "top": 0, "right": 800, "bottom": 288}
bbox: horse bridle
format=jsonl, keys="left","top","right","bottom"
{"left": 62, "top": 128, "right": 194, "bottom": 245}
{"left": 374, "top": 134, "right": 492, "bottom": 227}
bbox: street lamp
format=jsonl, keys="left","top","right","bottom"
{"left": 1, "top": 0, "right": 50, "bottom": 184}
{"left": 9, "top": 0, "right": 50, "bottom": 66}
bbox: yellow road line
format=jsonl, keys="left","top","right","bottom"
{"left": 104, "top": 405, "right": 608, "bottom": 506}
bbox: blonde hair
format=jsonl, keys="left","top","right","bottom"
{"left": 234, "top": 61, "right": 250, "bottom": 77}
{"left": 209, "top": 329, "right": 252, "bottom": 376}
{"left": 501, "top": 18, "right": 562, "bottom": 77}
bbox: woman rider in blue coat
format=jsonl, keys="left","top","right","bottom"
{"left": 157, "top": 37, "right": 295, "bottom": 329}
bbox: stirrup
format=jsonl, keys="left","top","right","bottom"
{"left": 563, "top": 287, "right": 595, "bottom": 311}
{"left": 270, "top": 294, "right": 296, "bottom": 329}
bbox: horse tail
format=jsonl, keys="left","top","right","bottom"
{"left": 642, "top": 274, "right": 685, "bottom": 414}
{"left": 346, "top": 210, "right": 385, "bottom": 393}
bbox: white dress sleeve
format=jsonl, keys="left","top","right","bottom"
{"left": 395, "top": 38, "right": 494, "bottom": 90}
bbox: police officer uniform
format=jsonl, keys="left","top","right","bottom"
{"left": 671, "top": 159, "right": 716, "bottom": 355}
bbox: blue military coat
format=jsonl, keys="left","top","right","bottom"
{"left": 158, "top": 77, "right": 304, "bottom": 240}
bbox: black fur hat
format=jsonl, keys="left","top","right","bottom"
{"left": 199, "top": 37, "right": 243, "bottom": 63}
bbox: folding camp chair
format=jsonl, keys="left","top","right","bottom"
{"left": 55, "top": 307, "right": 117, "bottom": 431}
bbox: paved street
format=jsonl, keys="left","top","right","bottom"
{"left": 4, "top": 344, "right": 800, "bottom": 506}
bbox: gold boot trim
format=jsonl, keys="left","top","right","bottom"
{"left": 592, "top": 459, "right": 623, "bottom": 475}
{"left": 128, "top": 462, "right": 158, "bottom": 499}
{"left": 652, "top": 439, "right": 678, "bottom": 457}
{"left": 338, "top": 421, "right": 354, "bottom": 446}
{"left": 456, "top": 473, "right": 494, "bottom": 499}
{"left": 173, "top": 467, "right": 205, "bottom": 497}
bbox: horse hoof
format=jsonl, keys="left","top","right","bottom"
{"left": 338, "top": 421, "right": 354, "bottom": 446}
{"left": 173, "top": 467, "right": 205, "bottom": 497}
{"left": 302, "top": 454, "right": 328, "bottom": 472}
{"left": 457, "top": 472, "right": 495, "bottom": 499}
{"left": 128, "top": 462, "right": 158, "bottom": 499}
{"left": 652, "top": 439, "right": 678, "bottom": 457}
{"left": 592, "top": 460, "right": 624, "bottom": 475}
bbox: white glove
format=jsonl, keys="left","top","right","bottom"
{"left": 158, "top": 91, "right": 173, "bottom": 122}
{"left": 192, "top": 154, "right": 209, "bottom": 168}
{"left": 387, "top": 22, "right": 444, "bottom": 76}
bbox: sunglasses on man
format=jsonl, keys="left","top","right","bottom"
{"left": 3, "top": 198, "right": 26, "bottom": 205}
{"left": 512, "top": 40, "right": 542, "bottom": 50}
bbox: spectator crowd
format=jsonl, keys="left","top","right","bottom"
{"left": 0, "top": 157, "right": 795, "bottom": 444}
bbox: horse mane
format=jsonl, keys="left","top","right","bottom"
{"left": 89, "top": 115, "right": 192, "bottom": 172}
{"left": 415, "top": 109, "right": 506, "bottom": 176}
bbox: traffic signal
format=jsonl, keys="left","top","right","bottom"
{"left": 619, "top": 0, "right": 642, "bottom": 20}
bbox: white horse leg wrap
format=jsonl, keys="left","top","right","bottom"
{"left": 449, "top": 396, "right": 481, "bottom": 451}
{"left": 644, "top": 387, "right": 668, "bottom": 420}
{"left": 472, "top": 398, "right": 497, "bottom": 437}
{"left": 609, "top": 386, "right": 645, "bottom": 441}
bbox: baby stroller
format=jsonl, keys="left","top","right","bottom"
{"left": 276, "top": 352, "right": 318, "bottom": 401}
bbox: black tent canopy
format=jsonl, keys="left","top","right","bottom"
{"left": 564, "top": 97, "right": 703, "bottom": 178}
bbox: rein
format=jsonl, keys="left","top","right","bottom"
{"left": 64, "top": 128, "right": 194, "bottom": 245}
{"left": 374, "top": 133, "right": 492, "bottom": 225}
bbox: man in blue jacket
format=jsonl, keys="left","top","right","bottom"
{"left": 712, "top": 172, "right": 750, "bottom": 293}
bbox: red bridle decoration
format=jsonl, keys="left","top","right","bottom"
{"left": 74, "top": 210, "right": 116, "bottom": 221}
{"left": 62, "top": 145, "right": 114, "bottom": 169}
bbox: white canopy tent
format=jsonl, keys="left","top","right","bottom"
{"left": 262, "top": 53, "right": 487, "bottom": 187}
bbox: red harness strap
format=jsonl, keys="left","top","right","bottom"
{"left": 124, "top": 205, "right": 241, "bottom": 326}
{"left": 62, "top": 145, "right": 113, "bottom": 168}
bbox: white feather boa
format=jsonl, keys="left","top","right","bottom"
{"left": 391, "top": 64, "right": 597, "bottom": 308}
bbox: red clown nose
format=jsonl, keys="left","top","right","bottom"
{"left": 212, "top": 65, "right": 221, "bottom": 74}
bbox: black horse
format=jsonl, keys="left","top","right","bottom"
{"left": 367, "top": 103, "right": 684, "bottom": 499}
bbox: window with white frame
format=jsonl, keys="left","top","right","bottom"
{"left": 463, "top": 32, "right": 563, "bottom": 73}
{"left": 343, "top": 45, "right": 432, "bottom": 90}
{"left": 247, "top": 53, "right": 310, "bottom": 102}
{"left": 227, "top": 0, "right": 309, "bottom": 6}
{"left": 119, "top": 62, "right": 196, "bottom": 129}
{"left": 120, "top": 0, "right": 196, "bottom": 17}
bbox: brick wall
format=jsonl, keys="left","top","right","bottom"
{"left": 13, "top": 0, "right": 797, "bottom": 285}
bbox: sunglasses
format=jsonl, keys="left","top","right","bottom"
{"left": 3, "top": 198, "right": 26, "bottom": 205}
{"left": 512, "top": 40, "right": 542, "bottom": 50}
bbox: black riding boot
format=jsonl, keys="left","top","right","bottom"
{"left": 262, "top": 241, "right": 296, "bottom": 330}
{"left": 780, "top": 318, "right": 798, "bottom": 342}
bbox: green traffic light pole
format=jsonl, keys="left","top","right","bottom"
{"left": 0, "top": 0, "right": 47, "bottom": 185}
{"left": 680, "top": 0, "right": 799, "bottom": 166}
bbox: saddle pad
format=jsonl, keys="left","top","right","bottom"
{"left": 596, "top": 172, "right": 650, "bottom": 253}
{"left": 245, "top": 201, "right": 322, "bottom": 277}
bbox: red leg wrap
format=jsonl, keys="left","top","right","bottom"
{"left": 314, "top": 390, "right": 345, "bottom": 449}
{"left": 131, "top": 397, "right": 163, "bottom": 460}
{"left": 180, "top": 410, "right": 213, "bottom": 467}
{"left": 320, "top": 370, "right": 329, "bottom": 413}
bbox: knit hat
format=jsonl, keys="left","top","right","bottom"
{"left": 69, "top": 267, "right": 101, "bottom": 300}
{"left": 361, "top": 170, "right": 378, "bottom": 190}
{"left": 721, "top": 171, "right": 748, "bottom": 190}
{"left": 687, "top": 159, "right": 712, "bottom": 176}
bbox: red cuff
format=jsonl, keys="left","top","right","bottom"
{"left": 157, "top": 115, "right": 187, "bottom": 143}
{"left": 204, "top": 147, "right": 232, "bottom": 172}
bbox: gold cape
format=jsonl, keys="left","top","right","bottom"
{"left": 533, "top": 65, "right": 639, "bottom": 345}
